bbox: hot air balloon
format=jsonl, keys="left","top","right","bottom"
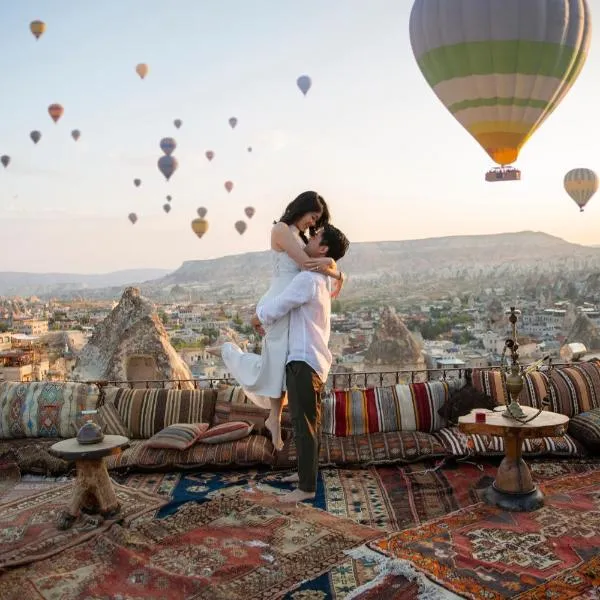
{"left": 197, "top": 207, "right": 207, "bottom": 218}
{"left": 158, "top": 155, "right": 178, "bottom": 181}
{"left": 247, "top": 146, "right": 252, "bottom": 153}
{"left": 163, "top": 203, "right": 171, "bottom": 214}
{"left": 224, "top": 181, "right": 233, "bottom": 193}
{"left": 30, "top": 131, "right": 41, "bottom": 144}
{"left": 71, "top": 129, "right": 81, "bottom": 142}
{"left": 30, "top": 20, "right": 46, "bottom": 40}
{"left": 244, "top": 206, "right": 255, "bottom": 219}
{"left": 1, "top": 155, "right": 10, "bottom": 168}
{"left": 174, "top": 119, "right": 182, "bottom": 129}
{"left": 136, "top": 63, "right": 148, "bottom": 79}
{"left": 128, "top": 213, "right": 138, "bottom": 224}
{"left": 229, "top": 117, "right": 238, "bottom": 129}
{"left": 205, "top": 150, "right": 214, "bottom": 161}
{"left": 48, "top": 104, "right": 64, "bottom": 123}
{"left": 160, "top": 137, "right": 177, "bottom": 156}
{"left": 234, "top": 220, "right": 247, "bottom": 235}
{"left": 409, "top": 0, "right": 591, "bottom": 181}
{"left": 191, "top": 218, "right": 209, "bottom": 239}
{"left": 564, "top": 168, "right": 598, "bottom": 212}
{"left": 166, "top": 195, "right": 172, "bottom": 202}
{"left": 133, "top": 178, "right": 141, "bottom": 187}
{"left": 296, "top": 75, "right": 312, "bottom": 96}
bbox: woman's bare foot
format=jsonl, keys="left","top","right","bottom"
{"left": 280, "top": 473, "right": 299, "bottom": 483}
{"left": 265, "top": 416, "right": 284, "bottom": 451}
{"left": 277, "top": 488, "right": 315, "bottom": 503}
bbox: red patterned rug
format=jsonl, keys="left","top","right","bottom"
{"left": 369, "top": 469, "right": 600, "bottom": 599}
{"left": 0, "top": 489, "right": 380, "bottom": 600}
{"left": 0, "top": 480, "right": 167, "bottom": 569}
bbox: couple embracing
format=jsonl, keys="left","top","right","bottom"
{"left": 212, "top": 191, "right": 349, "bottom": 503}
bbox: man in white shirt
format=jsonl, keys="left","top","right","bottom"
{"left": 251, "top": 224, "right": 350, "bottom": 503}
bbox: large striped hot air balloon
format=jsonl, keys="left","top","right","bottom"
{"left": 564, "top": 168, "right": 598, "bottom": 212}
{"left": 409, "top": 0, "right": 591, "bottom": 180}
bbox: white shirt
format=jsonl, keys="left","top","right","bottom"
{"left": 256, "top": 271, "right": 332, "bottom": 383}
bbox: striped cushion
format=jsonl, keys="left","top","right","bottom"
{"left": 198, "top": 421, "right": 253, "bottom": 444}
{"left": 146, "top": 423, "right": 209, "bottom": 450}
{"left": 0, "top": 381, "right": 99, "bottom": 439}
{"left": 322, "top": 382, "right": 450, "bottom": 436}
{"left": 435, "top": 426, "right": 585, "bottom": 458}
{"left": 96, "top": 401, "right": 128, "bottom": 437}
{"left": 213, "top": 385, "right": 269, "bottom": 435}
{"left": 568, "top": 408, "right": 600, "bottom": 452}
{"left": 102, "top": 387, "right": 217, "bottom": 439}
{"left": 548, "top": 361, "right": 600, "bottom": 417}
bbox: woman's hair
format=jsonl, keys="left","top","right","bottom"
{"left": 276, "top": 191, "right": 330, "bottom": 243}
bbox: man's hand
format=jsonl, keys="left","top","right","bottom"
{"left": 251, "top": 314, "right": 265, "bottom": 336}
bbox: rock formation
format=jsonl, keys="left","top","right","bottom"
{"left": 565, "top": 313, "right": 600, "bottom": 352}
{"left": 364, "top": 306, "right": 425, "bottom": 371}
{"left": 72, "top": 287, "right": 194, "bottom": 388}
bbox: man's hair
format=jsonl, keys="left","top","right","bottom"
{"left": 320, "top": 224, "right": 349, "bottom": 261}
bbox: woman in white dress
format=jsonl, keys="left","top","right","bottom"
{"left": 216, "top": 191, "right": 345, "bottom": 450}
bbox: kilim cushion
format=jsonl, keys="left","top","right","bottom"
{"left": 0, "top": 381, "right": 99, "bottom": 439}
{"left": 146, "top": 423, "right": 209, "bottom": 450}
{"left": 96, "top": 401, "right": 128, "bottom": 437}
{"left": 546, "top": 361, "right": 600, "bottom": 417}
{"left": 198, "top": 421, "right": 253, "bottom": 444}
{"left": 322, "top": 382, "right": 450, "bottom": 436}
{"left": 274, "top": 431, "right": 449, "bottom": 468}
{"left": 568, "top": 408, "right": 600, "bottom": 452}
{"left": 105, "top": 434, "right": 275, "bottom": 470}
{"left": 213, "top": 385, "right": 269, "bottom": 435}
{"left": 434, "top": 426, "right": 586, "bottom": 458}
{"left": 102, "top": 387, "right": 217, "bottom": 439}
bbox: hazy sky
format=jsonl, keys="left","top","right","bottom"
{"left": 2, "top": 1, "right": 600, "bottom": 273}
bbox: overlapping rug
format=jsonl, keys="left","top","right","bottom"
{"left": 369, "top": 468, "right": 600, "bottom": 599}
{"left": 0, "top": 480, "right": 167, "bottom": 569}
{"left": 1, "top": 488, "right": 380, "bottom": 600}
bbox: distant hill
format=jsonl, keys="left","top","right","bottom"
{"left": 0, "top": 269, "right": 171, "bottom": 297}
{"left": 3, "top": 231, "right": 600, "bottom": 301}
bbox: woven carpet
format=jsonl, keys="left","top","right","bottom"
{"left": 0, "top": 488, "right": 380, "bottom": 600}
{"left": 369, "top": 468, "right": 600, "bottom": 599}
{"left": 0, "top": 480, "right": 167, "bottom": 569}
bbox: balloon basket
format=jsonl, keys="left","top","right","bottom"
{"left": 485, "top": 167, "right": 521, "bottom": 182}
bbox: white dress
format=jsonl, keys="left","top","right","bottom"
{"left": 221, "top": 227, "right": 304, "bottom": 408}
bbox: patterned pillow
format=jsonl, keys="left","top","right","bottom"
{"left": 322, "top": 382, "right": 450, "bottom": 436}
{"left": 213, "top": 385, "right": 269, "bottom": 435}
{"left": 568, "top": 408, "right": 600, "bottom": 452}
{"left": 146, "top": 423, "right": 209, "bottom": 450}
{"left": 197, "top": 421, "right": 254, "bottom": 444}
{"left": 96, "top": 401, "right": 129, "bottom": 437}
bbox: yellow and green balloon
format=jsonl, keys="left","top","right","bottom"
{"left": 564, "top": 168, "right": 598, "bottom": 212}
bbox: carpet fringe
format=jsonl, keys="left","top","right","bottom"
{"left": 344, "top": 546, "right": 462, "bottom": 600}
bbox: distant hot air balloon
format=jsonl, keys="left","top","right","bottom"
{"left": 1, "top": 155, "right": 10, "bottom": 168}
{"left": 173, "top": 119, "right": 182, "bottom": 129}
{"left": 296, "top": 75, "right": 312, "bottom": 96}
{"left": 71, "top": 129, "right": 81, "bottom": 141}
{"left": 133, "top": 178, "right": 141, "bottom": 187}
{"left": 564, "top": 168, "right": 598, "bottom": 212}
{"left": 224, "top": 180, "right": 233, "bottom": 193}
{"left": 247, "top": 146, "right": 252, "bottom": 153}
{"left": 158, "top": 155, "right": 178, "bottom": 181}
{"left": 48, "top": 103, "right": 64, "bottom": 123}
{"left": 128, "top": 212, "right": 138, "bottom": 224}
{"left": 191, "top": 218, "right": 209, "bottom": 239}
{"left": 205, "top": 150, "right": 214, "bottom": 161}
{"left": 244, "top": 206, "right": 255, "bottom": 219}
{"left": 166, "top": 195, "right": 172, "bottom": 202}
{"left": 197, "top": 207, "right": 207, "bottom": 218}
{"left": 228, "top": 117, "right": 238, "bottom": 129}
{"left": 136, "top": 63, "right": 148, "bottom": 79}
{"left": 409, "top": 0, "right": 591, "bottom": 176}
{"left": 30, "top": 130, "right": 41, "bottom": 144}
{"left": 30, "top": 20, "right": 46, "bottom": 40}
{"left": 160, "top": 137, "right": 177, "bottom": 156}
{"left": 234, "top": 220, "right": 247, "bottom": 235}
{"left": 163, "top": 203, "right": 171, "bottom": 213}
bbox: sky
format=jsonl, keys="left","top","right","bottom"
{"left": 1, "top": 0, "right": 600, "bottom": 273}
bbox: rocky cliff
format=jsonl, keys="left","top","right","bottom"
{"left": 566, "top": 313, "right": 600, "bottom": 352}
{"left": 72, "top": 287, "right": 194, "bottom": 387}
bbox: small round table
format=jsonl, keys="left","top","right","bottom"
{"left": 459, "top": 406, "right": 569, "bottom": 512}
{"left": 50, "top": 435, "right": 130, "bottom": 529}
